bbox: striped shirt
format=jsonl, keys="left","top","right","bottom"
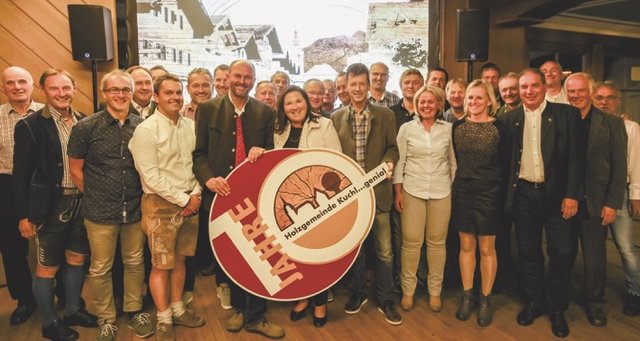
{"left": 0, "top": 101, "right": 44, "bottom": 174}
{"left": 349, "top": 105, "right": 370, "bottom": 170}
{"left": 48, "top": 106, "right": 78, "bottom": 188}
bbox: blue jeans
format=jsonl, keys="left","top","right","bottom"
{"left": 610, "top": 191, "right": 640, "bottom": 296}
{"left": 350, "top": 211, "right": 395, "bottom": 303}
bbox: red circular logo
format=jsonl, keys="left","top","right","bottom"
{"left": 209, "top": 149, "right": 389, "bottom": 300}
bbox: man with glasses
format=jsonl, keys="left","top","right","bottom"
{"left": 593, "top": 82, "right": 640, "bottom": 316}
{"left": 303, "top": 78, "right": 328, "bottom": 118}
{"left": 13, "top": 69, "right": 97, "bottom": 341}
{"left": 67, "top": 70, "right": 153, "bottom": 341}
{"left": 368, "top": 62, "right": 400, "bottom": 107}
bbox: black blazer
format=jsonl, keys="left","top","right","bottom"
{"left": 581, "top": 106, "right": 627, "bottom": 217}
{"left": 499, "top": 102, "right": 583, "bottom": 216}
{"left": 12, "top": 106, "right": 84, "bottom": 225}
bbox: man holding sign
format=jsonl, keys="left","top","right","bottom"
{"left": 193, "top": 60, "right": 283, "bottom": 339}
{"left": 331, "top": 63, "right": 401, "bottom": 325}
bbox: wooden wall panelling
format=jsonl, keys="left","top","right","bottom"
{"left": 0, "top": 24, "right": 53, "bottom": 106}
{"left": 0, "top": 0, "right": 118, "bottom": 113}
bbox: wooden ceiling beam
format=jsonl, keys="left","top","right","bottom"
{"left": 487, "top": 0, "right": 593, "bottom": 27}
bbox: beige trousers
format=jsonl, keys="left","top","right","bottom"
{"left": 400, "top": 189, "right": 451, "bottom": 296}
{"left": 85, "top": 220, "right": 146, "bottom": 324}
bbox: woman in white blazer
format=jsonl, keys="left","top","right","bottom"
{"left": 274, "top": 85, "right": 341, "bottom": 328}
{"left": 274, "top": 86, "right": 342, "bottom": 151}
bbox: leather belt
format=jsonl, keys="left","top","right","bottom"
{"left": 518, "top": 179, "right": 544, "bottom": 189}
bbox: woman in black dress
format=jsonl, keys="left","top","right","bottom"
{"left": 451, "top": 79, "right": 509, "bottom": 327}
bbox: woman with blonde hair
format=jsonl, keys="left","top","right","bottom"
{"left": 394, "top": 85, "right": 456, "bottom": 313}
{"left": 451, "top": 80, "right": 509, "bottom": 326}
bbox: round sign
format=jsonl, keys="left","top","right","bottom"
{"left": 209, "top": 148, "right": 389, "bottom": 301}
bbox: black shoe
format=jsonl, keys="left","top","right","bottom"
{"left": 201, "top": 264, "right": 216, "bottom": 277}
{"left": 585, "top": 305, "right": 607, "bottom": 327}
{"left": 550, "top": 311, "right": 569, "bottom": 338}
{"left": 42, "top": 320, "right": 79, "bottom": 341}
{"left": 290, "top": 304, "right": 308, "bottom": 321}
{"left": 63, "top": 307, "right": 98, "bottom": 328}
{"left": 477, "top": 294, "right": 493, "bottom": 327}
{"left": 455, "top": 289, "right": 476, "bottom": 321}
{"left": 344, "top": 293, "right": 368, "bottom": 314}
{"left": 376, "top": 301, "right": 402, "bottom": 325}
{"left": 517, "top": 302, "right": 546, "bottom": 326}
{"left": 313, "top": 306, "right": 327, "bottom": 328}
{"left": 56, "top": 296, "right": 86, "bottom": 311}
{"left": 623, "top": 294, "right": 640, "bottom": 316}
{"left": 10, "top": 302, "right": 36, "bottom": 326}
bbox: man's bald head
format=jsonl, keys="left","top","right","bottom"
{"left": 2, "top": 66, "right": 35, "bottom": 105}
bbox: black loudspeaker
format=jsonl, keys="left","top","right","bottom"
{"left": 116, "top": 0, "right": 139, "bottom": 69}
{"left": 68, "top": 5, "right": 114, "bottom": 61}
{"left": 456, "top": 8, "right": 489, "bottom": 62}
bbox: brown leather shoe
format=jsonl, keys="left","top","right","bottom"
{"left": 400, "top": 295, "right": 413, "bottom": 311}
{"left": 429, "top": 295, "right": 442, "bottom": 313}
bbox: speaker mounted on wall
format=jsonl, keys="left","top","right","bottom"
{"left": 116, "top": 0, "right": 139, "bottom": 69}
{"left": 456, "top": 8, "right": 489, "bottom": 62}
{"left": 68, "top": 4, "right": 114, "bottom": 61}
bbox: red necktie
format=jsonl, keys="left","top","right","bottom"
{"left": 235, "top": 114, "right": 246, "bottom": 166}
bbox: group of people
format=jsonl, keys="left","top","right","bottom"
{"left": 0, "top": 57, "right": 637, "bottom": 341}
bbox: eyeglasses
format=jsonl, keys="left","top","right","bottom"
{"left": 593, "top": 95, "right": 620, "bottom": 101}
{"left": 105, "top": 87, "right": 133, "bottom": 95}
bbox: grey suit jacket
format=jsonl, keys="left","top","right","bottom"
{"left": 331, "top": 103, "right": 399, "bottom": 212}
{"left": 581, "top": 106, "right": 627, "bottom": 217}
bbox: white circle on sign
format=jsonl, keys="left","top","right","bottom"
{"left": 257, "top": 149, "right": 375, "bottom": 264}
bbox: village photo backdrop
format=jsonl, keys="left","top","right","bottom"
{"left": 136, "top": 0, "right": 430, "bottom": 101}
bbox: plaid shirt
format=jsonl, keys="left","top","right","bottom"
{"left": 48, "top": 106, "right": 78, "bottom": 188}
{"left": 368, "top": 90, "right": 400, "bottom": 108}
{"left": 0, "top": 101, "right": 44, "bottom": 174}
{"left": 349, "top": 105, "right": 370, "bottom": 170}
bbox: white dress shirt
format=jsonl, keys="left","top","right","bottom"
{"left": 132, "top": 100, "right": 152, "bottom": 119}
{"left": 129, "top": 109, "right": 200, "bottom": 207}
{"left": 393, "top": 118, "right": 456, "bottom": 200}
{"left": 546, "top": 88, "right": 569, "bottom": 104}
{"left": 624, "top": 119, "right": 640, "bottom": 200}
{"left": 519, "top": 100, "right": 547, "bottom": 182}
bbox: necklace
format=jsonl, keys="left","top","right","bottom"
{"left": 289, "top": 127, "right": 302, "bottom": 144}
